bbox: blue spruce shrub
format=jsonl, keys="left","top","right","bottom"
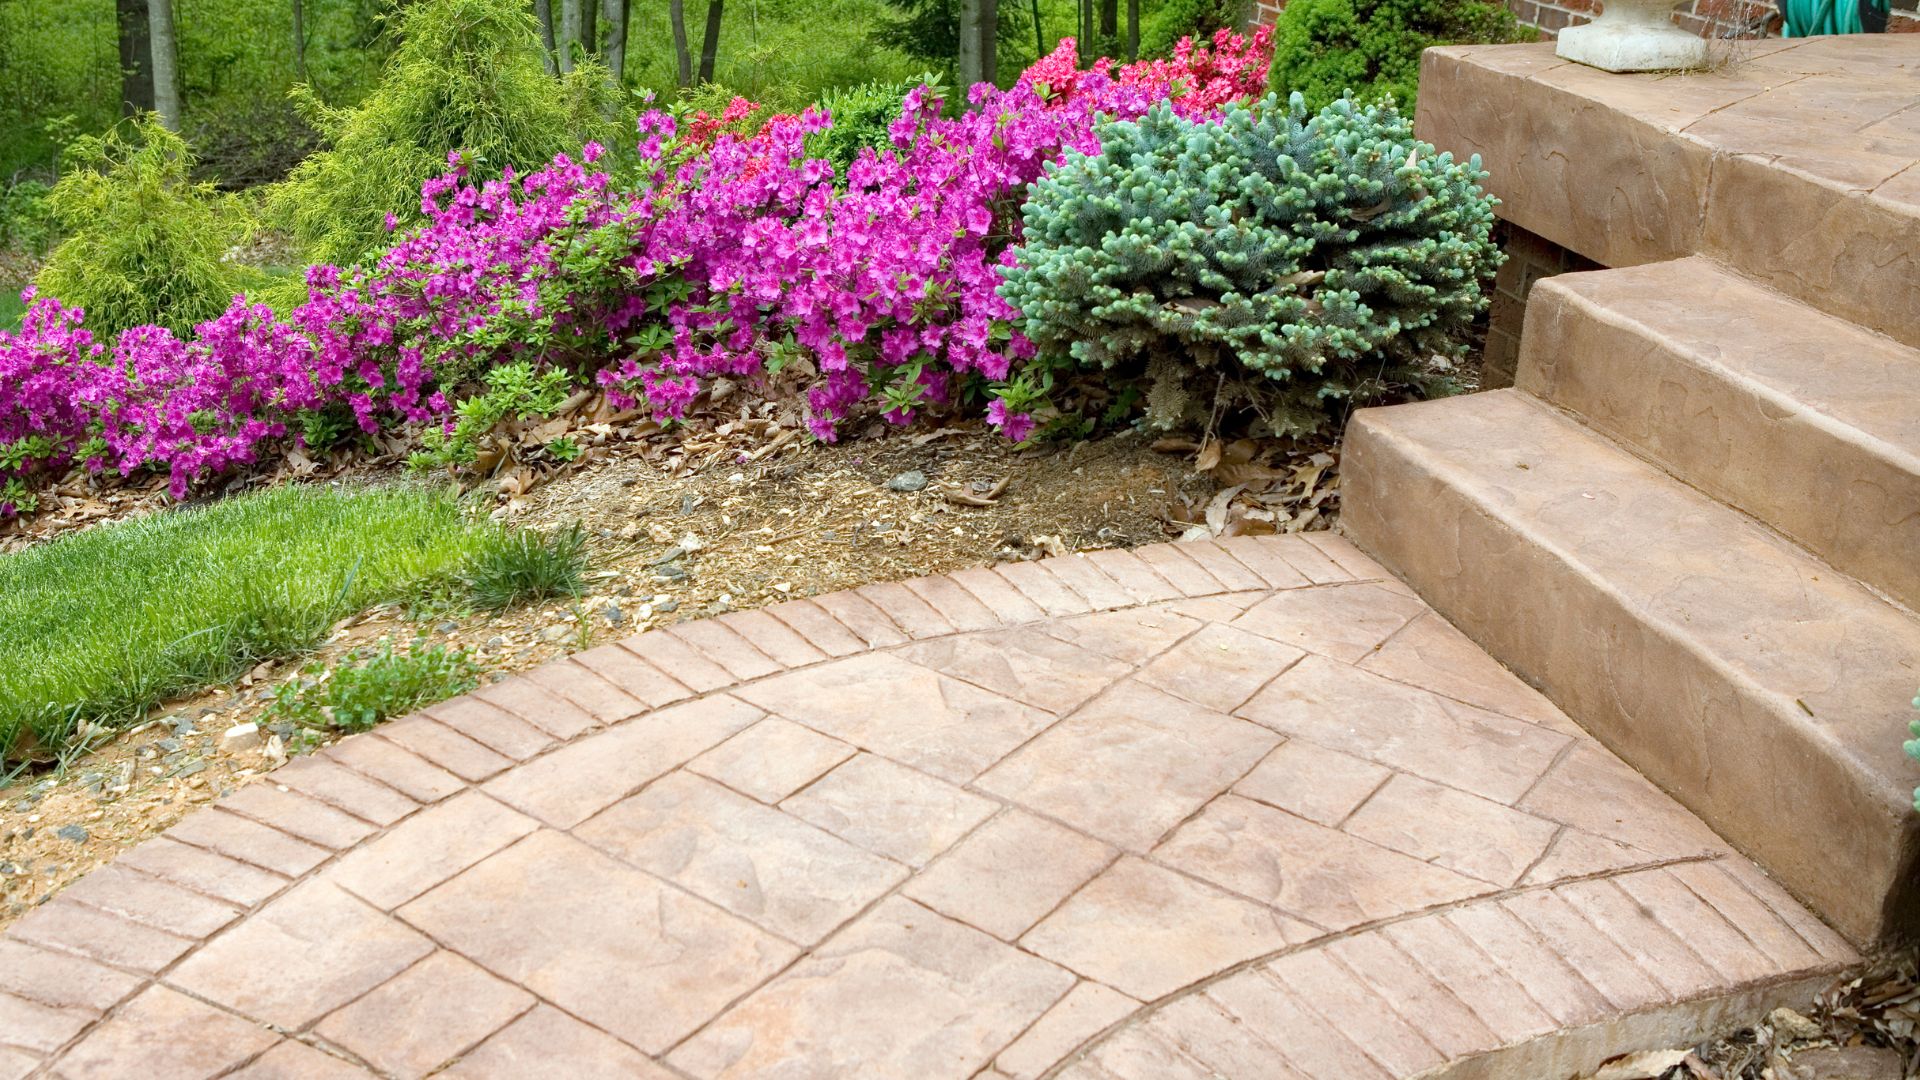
{"left": 998, "top": 92, "right": 1501, "bottom": 437}
{"left": 1907, "top": 689, "right": 1919, "bottom": 813}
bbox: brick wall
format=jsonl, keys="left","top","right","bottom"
{"left": 1251, "top": 0, "right": 1920, "bottom": 36}
{"left": 1481, "top": 223, "right": 1601, "bottom": 390}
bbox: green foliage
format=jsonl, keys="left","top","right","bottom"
{"left": 807, "top": 74, "right": 941, "bottom": 176}
{"left": 0, "top": 483, "right": 491, "bottom": 759}
{"left": 410, "top": 363, "right": 578, "bottom": 471}
{"left": 1000, "top": 92, "right": 1501, "bottom": 438}
{"left": 270, "top": 0, "right": 622, "bottom": 267}
{"left": 33, "top": 116, "right": 260, "bottom": 337}
{"left": 1908, "top": 690, "right": 1919, "bottom": 814}
{"left": 1268, "top": 0, "right": 1530, "bottom": 114}
{"left": 463, "top": 523, "right": 589, "bottom": 610}
{"left": 265, "top": 638, "right": 481, "bottom": 734}
{"left": 1140, "top": 0, "right": 1245, "bottom": 60}
{"left": 0, "top": 180, "right": 60, "bottom": 256}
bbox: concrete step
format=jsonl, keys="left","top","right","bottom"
{"left": 1516, "top": 257, "right": 1920, "bottom": 613}
{"left": 1341, "top": 388, "right": 1920, "bottom": 945}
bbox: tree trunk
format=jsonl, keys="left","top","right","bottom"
{"left": 1098, "top": 0, "right": 1116, "bottom": 43}
{"left": 580, "top": 0, "right": 597, "bottom": 61}
{"left": 1125, "top": 0, "right": 1138, "bottom": 59}
{"left": 291, "top": 0, "right": 307, "bottom": 83}
{"left": 670, "top": 0, "right": 693, "bottom": 86}
{"left": 602, "top": 0, "right": 627, "bottom": 82}
{"left": 149, "top": 0, "right": 181, "bottom": 131}
{"left": 117, "top": 0, "right": 154, "bottom": 117}
{"left": 958, "top": 0, "right": 996, "bottom": 91}
{"left": 557, "top": 0, "right": 581, "bottom": 72}
{"left": 534, "top": 0, "right": 557, "bottom": 75}
{"left": 697, "top": 0, "right": 723, "bottom": 84}
{"left": 1077, "top": 0, "right": 1092, "bottom": 52}
{"left": 1030, "top": 0, "right": 1044, "bottom": 58}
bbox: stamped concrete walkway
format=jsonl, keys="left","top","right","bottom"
{"left": 0, "top": 536, "right": 1856, "bottom": 1079}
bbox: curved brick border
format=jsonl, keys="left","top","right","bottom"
{"left": 0, "top": 535, "right": 1856, "bottom": 1080}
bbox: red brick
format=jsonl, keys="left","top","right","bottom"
{"left": 558, "top": 647, "right": 686, "bottom": 714}
{"left": 0, "top": 990, "right": 95, "bottom": 1053}
{"left": 718, "top": 608, "right": 830, "bottom": 667}
{"left": 474, "top": 672, "right": 602, "bottom": 738}
{"left": 164, "top": 807, "right": 332, "bottom": 877}
{"left": 50, "top": 986, "right": 278, "bottom": 1078}
{"left": 1080, "top": 548, "right": 1183, "bottom": 603}
{"left": 1131, "top": 544, "right": 1226, "bottom": 596}
{"left": 811, "top": 589, "right": 911, "bottom": 648}
{"left": 270, "top": 756, "right": 419, "bottom": 827}
{"left": 763, "top": 598, "right": 870, "bottom": 657}
{"left": 855, "top": 580, "right": 957, "bottom": 639}
{"left": 115, "top": 836, "right": 290, "bottom": 909}
{"left": 326, "top": 733, "right": 466, "bottom": 804}
{"left": 217, "top": 783, "right": 380, "bottom": 850}
{"left": 1034, "top": 555, "right": 1136, "bottom": 611}
{"left": 668, "top": 617, "right": 786, "bottom": 679}
{"left": 993, "top": 560, "right": 1093, "bottom": 617}
{"left": 901, "top": 575, "right": 1004, "bottom": 632}
{"left": 1211, "top": 536, "right": 1313, "bottom": 590}
{"left": 618, "top": 629, "right": 739, "bottom": 691}
{"left": 376, "top": 715, "right": 512, "bottom": 782}
{"left": 948, "top": 567, "right": 1050, "bottom": 623}
{"left": 1176, "top": 541, "right": 1271, "bottom": 593}
{"left": 57, "top": 864, "right": 241, "bottom": 940}
{"left": 0, "top": 939, "right": 141, "bottom": 1013}
{"left": 426, "top": 696, "right": 555, "bottom": 761}
{"left": 10, "top": 899, "right": 196, "bottom": 972}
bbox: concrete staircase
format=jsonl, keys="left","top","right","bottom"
{"left": 1342, "top": 255, "right": 1920, "bottom": 946}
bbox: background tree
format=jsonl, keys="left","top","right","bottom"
{"left": 117, "top": 0, "right": 155, "bottom": 116}
{"left": 149, "top": 0, "right": 181, "bottom": 130}
{"left": 956, "top": 0, "right": 996, "bottom": 88}
{"left": 698, "top": 0, "right": 724, "bottom": 84}
{"left": 670, "top": 0, "right": 694, "bottom": 85}
{"left": 602, "top": 0, "right": 628, "bottom": 83}
{"left": 534, "top": 0, "right": 559, "bottom": 73}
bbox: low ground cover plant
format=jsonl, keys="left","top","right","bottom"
{"left": 266, "top": 639, "right": 482, "bottom": 736}
{"left": 998, "top": 92, "right": 1499, "bottom": 437}
{"left": 0, "top": 483, "right": 491, "bottom": 758}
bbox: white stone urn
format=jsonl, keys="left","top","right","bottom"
{"left": 1555, "top": 0, "right": 1709, "bottom": 72}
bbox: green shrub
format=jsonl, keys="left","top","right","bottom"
{"left": 1268, "top": 0, "right": 1530, "bottom": 114}
{"left": 999, "top": 93, "right": 1500, "bottom": 438}
{"left": 266, "top": 638, "right": 481, "bottom": 734}
{"left": 464, "top": 523, "right": 589, "bottom": 610}
{"left": 807, "top": 74, "right": 942, "bottom": 177}
{"left": 32, "top": 116, "right": 260, "bottom": 337}
{"left": 270, "top": 0, "right": 623, "bottom": 268}
{"left": 409, "top": 362, "right": 578, "bottom": 471}
{"left": 1140, "top": 0, "right": 1246, "bottom": 59}
{"left": 0, "top": 179, "right": 59, "bottom": 256}
{"left": 0, "top": 483, "right": 491, "bottom": 759}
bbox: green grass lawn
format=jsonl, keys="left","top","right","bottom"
{"left": 0, "top": 287, "right": 25, "bottom": 332}
{"left": 0, "top": 483, "right": 492, "bottom": 759}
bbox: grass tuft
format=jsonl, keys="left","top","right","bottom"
{"left": 463, "top": 522, "right": 589, "bottom": 611}
{"left": 0, "top": 483, "right": 490, "bottom": 759}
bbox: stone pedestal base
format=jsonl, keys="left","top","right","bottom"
{"left": 1555, "top": 2, "right": 1708, "bottom": 72}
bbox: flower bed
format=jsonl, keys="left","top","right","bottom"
{"left": 0, "top": 26, "right": 1495, "bottom": 517}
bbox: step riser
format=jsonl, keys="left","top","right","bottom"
{"left": 1517, "top": 276, "right": 1920, "bottom": 612}
{"left": 1343, "top": 406, "right": 1920, "bottom": 945}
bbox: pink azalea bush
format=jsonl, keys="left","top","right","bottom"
{"left": 0, "top": 33, "right": 1276, "bottom": 515}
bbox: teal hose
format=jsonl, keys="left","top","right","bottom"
{"left": 1781, "top": 0, "right": 1890, "bottom": 35}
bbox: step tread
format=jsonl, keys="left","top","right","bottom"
{"left": 1359, "top": 389, "right": 1920, "bottom": 801}
{"left": 1534, "top": 257, "right": 1920, "bottom": 464}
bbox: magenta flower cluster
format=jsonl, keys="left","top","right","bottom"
{"left": 0, "top": 33, "right": 1273, "bottom": 514}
